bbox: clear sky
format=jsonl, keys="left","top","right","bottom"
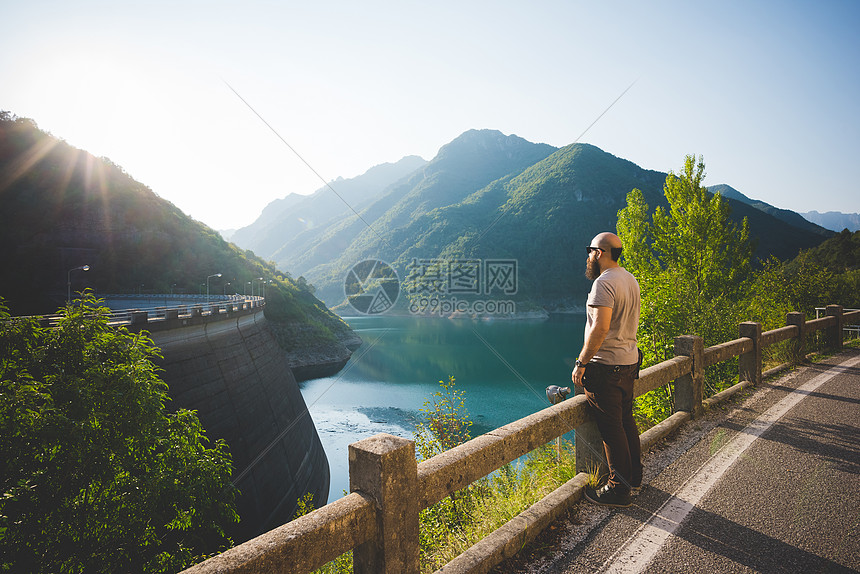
{"left": 2, "top": 1, "right": 858, "bottom": 230}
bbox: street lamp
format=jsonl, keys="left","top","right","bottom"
{"left": 252, "top": 277, "right": 264, "bottom": 298}
{"left": 224, "top": 282, "right": 231, "bottom": 296}
{"left": 67, "top": 265, "right": 90, "bottom": 303}
{"left": 206, "top": 273, "right": 222, "bottom": 304}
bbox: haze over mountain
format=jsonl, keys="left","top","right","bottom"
{"left": 800, "top": 210, "right": 860, "bottom": 233}
{"left": 230, "top": 155, "right": 428, "bottom": 258}
{"left": 230, "top": 130, "right": 832, "bottom": 311}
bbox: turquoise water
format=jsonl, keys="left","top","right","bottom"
{"left": 298, "top": 314, "right": 586, "bottom": 502}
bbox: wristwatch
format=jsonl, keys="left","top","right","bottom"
{"left": 575, "top": 358, "right": 585, "bottom": 368}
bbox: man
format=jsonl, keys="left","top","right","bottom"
{"left": 572, "top": 232, "right": 642, "bottom": 508}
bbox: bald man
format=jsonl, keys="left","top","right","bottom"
{"left": 572, "top": 232, "right": 642, "bottom": 508}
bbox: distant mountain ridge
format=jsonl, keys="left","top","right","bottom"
{"left": 708, "top": 184, "right": 833, "bottom": 238}
{"left": 231, "top": 155, "right": 428, "bottom": 259}
{"left": 230, "top": 130, "right": 832, "bottom": 311}
{"left": 800, "top": 210, "right": 860, "bottom": 232}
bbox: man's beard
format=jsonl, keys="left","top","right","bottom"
{"left": 585, "top": 258, "right": 601, "bottom": 280}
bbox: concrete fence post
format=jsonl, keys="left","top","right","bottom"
{"left": 787, "top": 312, "right": 806, "bottom": 362}
{"left": 574, "top": 384, "right": 608, "bottom": 480}
{"left": 349, "top": 434, "right": 419, "bottom": 574}
{"left": 825, "top": 305, "right": 844, "bottom": 350}
{"left": 738, "top": 322, "right": 762, "bottom": 386}
{"left": 674, "top": 335, "right": 704, "bottom": 418}
{"left": 131, "top": 310, "right": 148, "bottom": 326}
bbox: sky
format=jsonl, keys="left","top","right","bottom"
{"left": 2, "top": 1, "right": 858, "bottom": 230}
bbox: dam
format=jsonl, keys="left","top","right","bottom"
{"left": 118, "top": 297, "right": 330, "bottom": 541}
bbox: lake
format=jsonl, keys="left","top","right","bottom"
{"left": 298, "top": 313, "right": 586, "bottom": 502}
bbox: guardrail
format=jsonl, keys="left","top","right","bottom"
{"left": 17, "top": 295, "right": 266, "bottom": 332}
{"left": 184, "top": 305, "right": 858, "bottom": 574}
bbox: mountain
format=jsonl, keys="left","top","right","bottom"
{"left": 790, "top": 229, "right": 860, "bottom": 272}
{"left": 800, "top": 210, "right": 860, "bottom": 232}
{"left": 228, "top": 130, "right": 830, "bottom": 311}
{"left": 231, "top": 155, "right": 428, "bottom": 259}
{"left": 708, "top": 184, "right": 834, "bottom": 238}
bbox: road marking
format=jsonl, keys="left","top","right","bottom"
{"left": 601, "top": 353, "right": 860, "bottom": 573}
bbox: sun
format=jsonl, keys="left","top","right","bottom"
{"left": 17, "top": 46, "right": 182, "bottom": 163}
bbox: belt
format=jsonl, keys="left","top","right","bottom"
{"left": 588, "top": 361, "right": 637, "bottom": 373}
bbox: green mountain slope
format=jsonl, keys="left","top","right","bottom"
{"left": 791, "top": 229, "right": 860, "bottom": 272}
{"left": 273, "top": 135, "right": 831, "bottom": 310}
{"left": 265, "top": 129, "right": 559, "bottom": 297}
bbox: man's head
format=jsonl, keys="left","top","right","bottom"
{"left": 585, "top": 232, "right": 623, "bottom": 280}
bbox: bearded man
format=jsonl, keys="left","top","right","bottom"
{"left": 572, "top": 232, "right": 642, "bottom": 507}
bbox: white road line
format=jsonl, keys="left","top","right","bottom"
{"left": 601, "top": 353, "right": 860, "bottom": 574}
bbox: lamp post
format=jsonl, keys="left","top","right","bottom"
{"left": 206, "top": 273, "right": 222, "bottom": 304}
{"left": 224, "top": 282, "right": 231, "bottom": 296}
{"left": 67, "top": 265, "right": 90, "bottom": 304}
{"left": 252, "top": 277, "right": 264, "bottom": 298}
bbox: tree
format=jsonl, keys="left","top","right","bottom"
{"left": 413, "top": 376, "right": 473, "bottom": 461}
{"left": 0, "top": 294, "right": 238, "bottom": 573}
{"left": 618, "top": 155, "right": 755, "bottom": 355}
{"left": 617, "top": 155, "right": 755, "bottom": 423}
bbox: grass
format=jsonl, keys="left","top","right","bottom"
{"left": 418, "top": 441, "right": 579, "bottom": 572}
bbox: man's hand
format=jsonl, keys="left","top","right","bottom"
{"left": 572, "top": 364, "right": 585, "bottom": 387}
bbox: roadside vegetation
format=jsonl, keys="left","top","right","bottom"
{"left": 0, "top": 294, "right": 238, "bottom": 573}
{"left": 617, "top": 155, "right": 857, "bottom": 427}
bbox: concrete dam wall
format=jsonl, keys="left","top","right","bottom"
{"left": 148, "top": 311, "right": 329, "bottom": 541}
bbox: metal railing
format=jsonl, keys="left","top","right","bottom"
{"left": 816, "top": 307, "right": 860, "bottom": 338}
{"left": 8, "top": 295, "right": 265, "bottom": 330}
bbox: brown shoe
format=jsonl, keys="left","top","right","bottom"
{"left": 584, "top": 484, "right": 632, "bottom": 508}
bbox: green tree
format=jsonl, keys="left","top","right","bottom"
{"left": 617, "top": 155, "right": 755, "bottom": 423}
{"left": 618, "top": 155, "right": 754, "bottom": 359}
{"left": 413, "top": 376, "right": 484, "bottom": 570}
{"left": 413, "top": 376, "right": 473, "bottom": 461}
{"left": 0, "top": 294, "right": 238, "bottom": 573}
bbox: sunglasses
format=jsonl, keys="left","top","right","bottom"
{"left": 586, "top": 246, "right": 604, "bottom": 255}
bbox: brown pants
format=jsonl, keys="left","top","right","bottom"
{"left": 582, "top": 362, "right": 643, "bottom": 492}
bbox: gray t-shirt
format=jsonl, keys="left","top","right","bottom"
{"left": 585, "top": 266, "right": 640, "bottom": 365}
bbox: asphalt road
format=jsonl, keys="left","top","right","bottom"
{"left": 504, "top": 347, "right": 860, "bottom": 574}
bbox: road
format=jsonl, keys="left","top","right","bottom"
{"left": 500, "top": 347, "right": 860, "bottom": 574}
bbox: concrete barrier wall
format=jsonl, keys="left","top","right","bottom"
{"left": 150, "top": 310, "right": 330, "bottom": 542}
